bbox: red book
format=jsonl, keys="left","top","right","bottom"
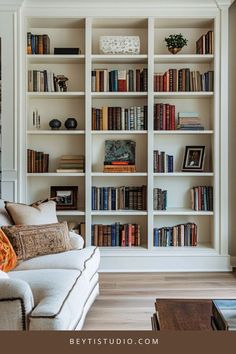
{"left": 170, "top": 105, "right": 176, "bottom": 130}
{"left": 163, "top": 72, "right": 167, "bottom": 92}
{"left": 136, "top": 69, "right": 141, "bottom": 91}
{"left": 121, "top": 229, "right": 126, "bottom": 247}
{"left": 128, "top": 224, "right": 132, "bottom": 247}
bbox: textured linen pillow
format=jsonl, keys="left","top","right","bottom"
{"left": 5, "top": 200, "right": 58, "bottom": 225}
{"left": 0, "top": 229, "right": 17, "bottom": 271}
{"left": 1, "top": 221, "right": 71, "bottom": 261}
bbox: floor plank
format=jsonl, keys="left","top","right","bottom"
{"left": 83, "top": 272, "right": 236, "bottom": 330}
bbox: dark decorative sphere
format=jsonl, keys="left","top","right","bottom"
{"left": 49, "top": 119, "right": 61, "bottom": 130}
{"left": 64, "top": 118, "right": 78, "bottom": 130}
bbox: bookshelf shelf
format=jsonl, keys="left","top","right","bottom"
{"left": 92, "top": 130, "right": 147, "bottom": 135}
{"left": 22, "top": 9, "right": 230, "bottom": 271}
{"left": 92, "top": 54, "right": 148, "bottom": 63}
{"left": 27, "top": 54, "right": 85, "bottom": 64}
{"left": 153, "top": 208, "right": 214, "bottom": 216}
{"left": 91, "top": 211, "right": 148, "bottom": 216}
{"left": 153, "top": 92, "right": 214, "bottom": 99}
{"left": 92, "top": 172, "right": 147, "bottom": 177}
{"left": 154, "top": 54, "right": 214, "bottom": 64}
{"left": 153, "top": 130, "right": 214, "bottom": 135}
{"left": 91, "top": 92, "right": 147, "bottom": 98}
{"left": 27, "top": 130, "right": 85, "bottom": 135}
{"left": 27, "top": 92, "right": 85, "bottom": 99}
{"left": 153, "top": 172, "right": 214, "bottom": 177}
{"left": 27, "top": 173, "right": 85, "bottom": 177}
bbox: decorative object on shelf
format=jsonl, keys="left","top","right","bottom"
{"left": 49, "top": 119, "right": 62, "bottom": 130}
{"left": 54, "top": 48, "right": 81, "bottom": 55}
{"left": 164, "top": 33, "right": 188, "bottom": 54}
{"left": 32, "top": 109, "right": 40, "bottom": 129}
{"left": 55, "top": 75, "right": 68, "bottom": 92}
{"left": 182, "top": 145, "right": 205, "bottom": 172}
{"left": 103, "top": 140, "right": 136, "bottom": 173}
{"left": 99, "top": 36, "right": 140, "bottom": 54}
{"left": 64, "top": 117, "right": 78, "bottom": 130}
{"left": 50, "top": 186, "right": 78, "bottom": 210}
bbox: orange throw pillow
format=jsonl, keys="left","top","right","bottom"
{"left": 0, "top": 229, "right": 17, "bottom": 272}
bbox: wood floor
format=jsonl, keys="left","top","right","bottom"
{"left": 83, "top": 272, "right": 236, "bottom": 330}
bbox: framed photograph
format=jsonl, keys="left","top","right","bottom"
{"left": 182, "top": 146, "right": 205, "bottom": 171}
{"left": 50, "top": 186, "right": 78, "bottom": 210}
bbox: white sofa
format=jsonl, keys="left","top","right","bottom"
{"left": 0, "top": 203, "right": 100, "bottom": 330}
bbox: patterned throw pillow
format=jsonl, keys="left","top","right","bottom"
{"left": 0, "top": 229, "right": 17, "bottom": 271}
{"left": 1, "top": 221, "right": 71, "bottom": 261}
{"left": 5, "top": 200, "right": 58, "bottom": 225}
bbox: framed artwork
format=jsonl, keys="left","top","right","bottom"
{"left": 182, "top": 146, "right": 205, "bottom": 172}
{"left": 50, "top": 186, "right": 78, "bottom": 210}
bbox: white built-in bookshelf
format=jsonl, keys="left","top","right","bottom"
{"left": 22, "top": 11, "right": 230, "bottom": 271}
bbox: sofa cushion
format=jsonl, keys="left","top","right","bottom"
{"left": 14, "top": 247, "right": 100, "bottom": 281}
{"left": 2, "top": 222, "right": 71, "bottom": 261}
{"left": 9, "top": 269, "right": 89, "bottom": 330}
{"left": 5, "top": 200, "right": 58, "bottom": 225}
{"left": 0, "top": 229, "right": 17, "bottom": 271}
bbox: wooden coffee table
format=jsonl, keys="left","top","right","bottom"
{"left": 152, "top": 299, "right": 213, "bottom": 330}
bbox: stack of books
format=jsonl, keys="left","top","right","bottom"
{"left": 153, "top": 188, "right": 167, "bottom": 210}
{"left": 196, "top": 30, "right": 214, "bottom": 55}
{"left": 91, "top": 68, "right": 148, "bottom": 92}
{"left": 28, "top": 70, "right": 68, "bottom": 92}
{"left": 103, "top": 140, "right": 136, "bottom": 173}
{"left": 57, "top": 155, "right": 85, "bottom": 173}
{"left": 211, "top": 300, "right": 236, "bottom": 330}
{"left": 27, "top": 149, "right": 49, "bottom": 173}
{"left": 91, "top": 223, "right": 141, "bottom": 247}
{"left": 153, "top": 223, "right": 198, "bottom": 247}
{"left": 177, "top": 112, "right": 204, "bottom": 130}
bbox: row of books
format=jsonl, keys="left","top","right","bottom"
{"left": 56, "top": 155, "right": 85, "bottom": 173}
{"left": 27, "top": 32, "right": 50, "bottom": 55}
{"left": 153, "top": 223, "right": 197, "bottom": 247}
{"left": 91, "top": 68, "right": 148, "bottom": 92}
{"left": 153, "top": 151, "right": 174, "bottom": 173}
{"left": 177, "top": 111, "right": 204, "bottom": 131}
{"left": 196, "top": 30, "right": 214, "bottom": 55}
{"left": 28, "top": 70, "right": 68, "bottom": 92}
{"left": 154, "top": 69, "right": 214, "bottom": 92}
{"left": 154, "top": 103, "right": 176, "bottom": 130}
{"left": 153, "top": 188, "right": 167, "bottom": 211}
{"left": 92, "top": 106, "right": 148, "bottom": 131}
{"left": 91, "top": 186, "right": 147, "bottom": 211}
{"left": 27, "top": 149, "right": 49, "bottom": 173}
{"left": 190, "top": 186, "right": 213, "bottom": 211}
{"left": 91, "top": 223, "right": 141, "bottom": 247}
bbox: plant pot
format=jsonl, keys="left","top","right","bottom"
{"left": 168, "top": 47, "right": 182, "bottom": 55}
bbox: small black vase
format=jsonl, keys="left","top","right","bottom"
{"left": 64, "top": 118, "right": 78, "bottom": 130}
{"left": 49, "top": 119, "right": 62, "bottom": 130}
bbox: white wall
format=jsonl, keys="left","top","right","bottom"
{"left": 229, "top": 1, "right": 236, "bottom": 257}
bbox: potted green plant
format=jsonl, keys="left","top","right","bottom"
{"left": 164, "top": 33, "right": 188, "bottom": 54}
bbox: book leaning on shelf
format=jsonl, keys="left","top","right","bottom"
{"left": 27, "top": 149, "right": 49, "bottom": 173}
{"left": 196, "top": 30, "right": 214, "bottom": 55}
{"left": 92, "top": 223, "right": 141, "bottom": 247}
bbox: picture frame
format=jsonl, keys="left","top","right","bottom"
{"left": 50, "top": 186, "right": 78, "bottom": 210}
{"left": 182, "top": 146, "right": 205, "bottom": 172}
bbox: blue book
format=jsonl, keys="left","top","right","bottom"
{"left": 111, "top": 224, "right": 116, "bottom": 247}
{"left": 115, "top": 222, "right": 120, "bottom": 246}
{"left": 91, "top": 225, "right": 94, "bottom": 246}
{"left": 103, "top": 187, "right": 108, "bottom": 210}
{"left": 91, "top": 187, "right": 95, "bottom": 210}
{"left": 153, "top": 228, "right": 158, "bottom": 246}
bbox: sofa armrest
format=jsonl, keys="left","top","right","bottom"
{"left": 0, "top": 278, "right": 34, "bottom": 330}
{"left": 69, "top": 231, "right": 84, "bottom": 250}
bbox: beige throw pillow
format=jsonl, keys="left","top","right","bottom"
{"left": 1, "top": 222, "right": 71, "bottom": 261}
{"left": 5, "top": 200, "right": 58, "bottom": 225}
